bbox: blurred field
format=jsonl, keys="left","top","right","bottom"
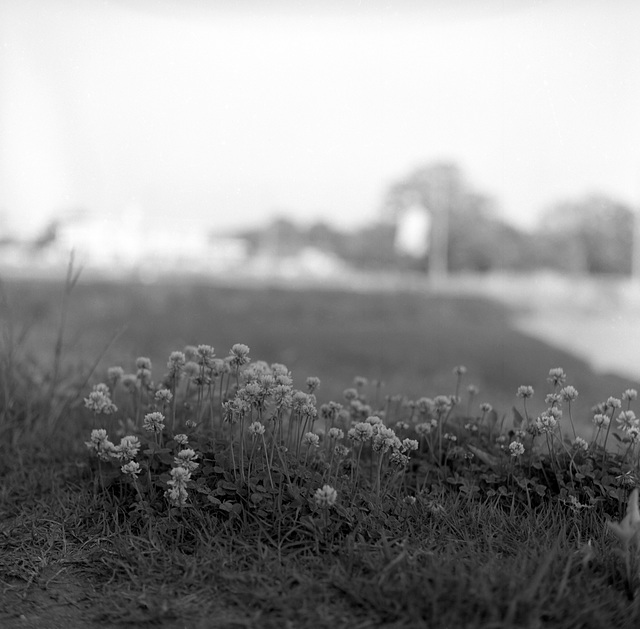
{"left": 1, "top": 275, "right": 637, "bottom": 435}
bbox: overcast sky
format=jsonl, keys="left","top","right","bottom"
{"left": 1, "top": 0, "right": 639, "bottom": 237}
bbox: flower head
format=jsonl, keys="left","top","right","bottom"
{"left": 248, "top": 421, "right": 266, "bottom": 437}
{"left": 143, "top": 411, "right": 165, "bottom": 433}
{"left": 516, "top": 385, "right": 534, "bottom": 399}
{"left": 121, "top": 461, "right": 141, "bottom": 478}
{"left": 84, "top": 384, "right": 117, "bottom": 415}
{"left": 314, "top": 484, "right": 338, "bottom": 508}
{"left": 547, "top": 368, "right": 567, "bottom": 387}
{"left": 509, "top": 441, "right": 525, "bottom": 457}
{"left": 306, "top": 376, "right": 321, "bottom": 393}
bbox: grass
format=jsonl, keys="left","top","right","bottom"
{"left": 3, "top": 270, "right": 640, "bottom": 628}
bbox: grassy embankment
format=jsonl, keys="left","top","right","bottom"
{"left": 2, "top": 271, "right": 640, "bottom": 628}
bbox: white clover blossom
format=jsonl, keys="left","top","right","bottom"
{"left": 174, "top": 434, "right": 189, "bottom": 446}
{"left": 166, "top": 466, "right": 191, "bottom": 507}
{"left": 155, "top": 388, "right": 173, "bottom": 404}
{"left": 306, "top": 376, "right": 321, "bottom": 393}
{"left": 623, "top": 389, "right": 638, "bottom": 402}
{"left": 302, "top": 432, "right": 320, "bottom": 448}
{"left": 314, "top": 485, "right": 338, "bottom": 508}
{"left": 248, "top": 421, "right": 266, "bottom": 437}
{"left": 401, "top": 438, "right": 419, "bottom": 452}
{"left": 115, "top": 435, "right": 141, "bottom": 461}
{"left": 353, "top": 376, "right": 368, "bottom": 388}
{"left": 121, "top": 461, "right": 141, "bottom": 478}
{"left": 516, "top": 385, "right": 534, "bottom": 399}
{"left": 467, "top": 384, "right": 479, "bottom": 395}
{"left": 606, "top": 397, "right": 622, "bottom": 410}
{"left": 348, "top": 422, "right": 375, "bottom": 442}
{"left": 547, "top": 368, "right": 567, "bottom": 387}
{"left": 84, "top": 384, "right": 117, "bottom": 415}
{"left": 365, "top": 415, "right": 384, "bottom": 426}
{"left": 174, "top": 448, "right": 199, "bottom": 472}
{"left": 372, "top": 426, "right": 399, "bottom": 452}
{"left": 107, "top": 366, "right": 124, "bottom": 385}
{"left": 593, "top": 413, "right": 610, "bottom": 428}
{"left": 389, "top": 450, "right": 410, "bottom": 467}
{"left": 627, "top": 427, "right": 640, "bottom": 444}
{"left": 343, "top": 388, "right": 358, "bottom": 401}
{"left": 536, "top": 413, "right": 557, "bottom": 433}
{"left": 328, "top": 427, "right": 344, "bottom": 440}
{"left": 509, "top": 441, "right": 525, "bottom": 457}
{"left": 573, "top": 436, "right": 589, "bottom": 451}
{"left": 196, "top": 344, "right": 216, "bottom": 366}
{"left": 229, "top": 343, "right": 251, "bottom": 368}
{"left": 143, "top": 411, "right": 165, "bottom": 433}
{"left": 480, "top": 402, "right": 493, "bottom": 413}
{"left": 453, "top": 365, "right": 467, "bottom": 376}
{"left": 617, "top": 410, "right": 638, "bottom": 431}
{"left": 167, "top": 351, "right": 186, "bottom": 373}
{"left": 560, "top": 386, "right": 579, "bottom": 402}
{"left": 334, "top": 444, "right": 350, "bottom": 458}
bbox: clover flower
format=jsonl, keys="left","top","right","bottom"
{"left": 343, "top": 388, "right": 358, "bottom": 401}
{"left": 623, "top": 389, "right": 638, "bottom": 402}
{"left": 617, "top": 410, "right": 638, "bottom": 431}
{"left": 560, "top": 386, "right": 579, "bottom": 402}
{"left": 196, "top": 344, "right": 216, "bottom": 367}
{"left": 174, "top": 434, "right": 189, "bottom": 446}
{"left": 229, "top": 343, "right": 251, "bottom": 369}
{"left": 166, "top": 466, "right": 191, "bottom": 507}
{"left": 328, "top": 427, "right": 344, "bottom": 440}
{"left": 223, "top": 397, "right": 250, "bottom": 423}
{"left": 365, "top": 415, "right": 383, "bottom": 426}
{"left": 334, "top": 444, "right": 350, "bottom": 458}
{"left": 306, "top": 376, "right": 321, "bottom": 393}
{"left": 143, "top": 411, "right": 165, "bottom": 433}
{"left": 509, "top": 441, "right": 525, "bottom": 457}
{"left": 536, "top": 413, "right": 557, "bottom": 433}
{"left": 416, "top": 397, "right": 434, "bottom": 414}
{"left": 389, "top": 450, "right": 410, "bottom": 467}
{"left": 121, "top": 373, "right": 138, "bottom": 393}
{"left": 573, "top": 436, "right": 589, "bottom": 451}
{"left": 372, "top": 426, "right": 400, "bottom": 453}
{"left": 155, "top": 388, "right": 173, "bottom": 404}
{"left": 395, "top": 421, "right": 410, "bottom": 431}
{"left": 174, "top": 448, "right": 199, "bottom": 472}
{"left": 107, "top": 366, "right": 124, "bottom": 386}
{"left": 547, "top": 368, "right": 567, "bottom": 387}
{"left": 210, "top": 358, "right": 228, "bottom": 377}
{"left": 84, "top": 384, "right": 117, "bottom": 415}
{"left": 348, "top": 422, "right": 374, "bottom": 442}
{"left": 272, "top": 384, "right": 293, "bottom": 411}
{"left": 85, "top": 429, "right": 117, "bottom": 461}
{"left": 121, "top": 461, "right": 141, "bottom": 478}
{"left": 353, "top": 376, "right": 368, "bottom": 388}
{"left": 433, "top": 395, "right": 452, "bottom": 412}
{"left": 248, "top": 421, "right": 266, "bottom": 437}
{"left": 545, "top": 393, "right": 562, "bottom": 406}
{"left": 516, "top": 385, "right": 534, "bottom": 399}
{"left": 314, "top": 485, "right": 338, "bottom": 508}
{"left": 115, "top": 435, "right": 141, "bottom": 461}
{"left": 415, "top": 420, "right": 437, "bottom": 437}
{"left": 593, "top": 413, "right": 610, "bottom": 428}
{"left": 514, "top": 429, "right": 526, "bottom": 439}
{"left": 467, "top": 385, "right": 479, "bottom": 395}
{"left": 443, "top": 433, "right": 457, "bottom": 442}
{"left": 402, "top": 438, "right": 419, "bottom": 452}
{"left": 606, "top": 397, "right": 622, "bottom": 410}
{"left": 167, "top": 351, "right": 186, "bottom": 374}
{"left": 453, "top": 365, "right": 467, "bottom": 376}
{"left": 302, "top": 432, "right": 320, "bottom": 448}
{"left": 627, "top": 427, "right": 640, "bottom": 444}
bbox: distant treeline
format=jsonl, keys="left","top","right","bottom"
{"left": 235, "top": 162, "right": 636, "bottom": 276}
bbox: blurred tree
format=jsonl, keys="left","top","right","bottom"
{"left": 382, "top": 161, "right": 534, "bottom": 273}
{"left": 537, "top": 194, "right": 634, "bottom": 275}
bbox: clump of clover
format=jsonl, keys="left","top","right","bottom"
{"left": 85, "top": 355, "right": 640, "bottom": 579}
